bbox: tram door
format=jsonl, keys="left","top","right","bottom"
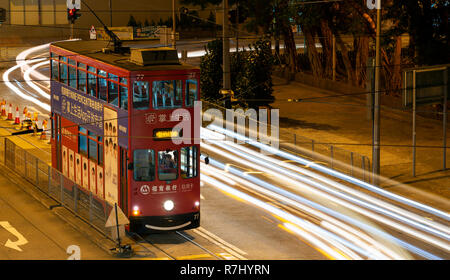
{"left": 119, "top": 147, "right": 128, "bottom": 215}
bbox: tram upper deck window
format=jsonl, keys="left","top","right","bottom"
{"left": 98, "top": 70, "right": 107, "bottom": 102}
{"left": 108, "top": 74, "right": 119, "bottom": 106}
{"left": 186, "top": 80, "right": 198, "bottom": 107}
{"left": 153, "top": 80, "right": 182, "bottom": 109}
{"left": 158, "top": 150, "right": 178, "bottom": 181}
{"left": 59, "top": 57, "right": 67, "bottom": 84}
{"left": 120, "top": 86, "right": 128, "bottom": 110}
{"left": 51, "top": 59, "right": 58, "bottom": 81}
{"left": 134, "top": 149, "right": 155, "bottom": 181}
{"left": 78, "top": 69, "right": 87, "bottom": 93}
{"left": 87, "top": 67, "right": 96, "bottom": 97}
{"left": 133, "top": 81, "right": 149, "bottom": 110}
{"left": 68, "top": 59, "right": 77, "bottom": 89}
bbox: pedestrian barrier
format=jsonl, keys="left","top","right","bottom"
{"left": 0, "top": 137, "right": 115, "bottom": 238}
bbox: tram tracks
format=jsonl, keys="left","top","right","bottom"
{"left": 128, "top": 228, "right": 247, "bottom": 260}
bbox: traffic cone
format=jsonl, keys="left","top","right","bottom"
{"left": 14, "top": 107, "right": 20, "bottom": 125}
{"left": 7, "top": 104, "right": 13, "bottom": 120}
{"left": 22, "top": 107, "right": 27, "bottom": 121}
{"left": 40, "top": 120, "right": 48, "bottom": 140}
{"left": 1, "top": 101, "right": 5, "bottom": 118}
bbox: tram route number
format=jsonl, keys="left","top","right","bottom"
{"left": 178, "top": 264, "right": 271, "bottom": 279}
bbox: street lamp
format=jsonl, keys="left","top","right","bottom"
{"left": 369, "top": 0, "right": 381, "bottom": 185}
{"left": 172, "top": 0, "right": 176, "bottom": 48}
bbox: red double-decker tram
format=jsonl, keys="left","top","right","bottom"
{"left": 50, "top": 40, "right": 200, "bottom": 232}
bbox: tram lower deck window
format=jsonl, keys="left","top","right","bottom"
{"left": 158, "top": 150, "right": 178, "bottom": 181}
{"left": 134, "top": 149, "right": 155, "bottom": 181}
{"left": 181, "top": 146, "right": 198, "bottom": 178}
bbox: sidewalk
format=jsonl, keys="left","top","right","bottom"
{"left": 271, "top": 76, "right": 450, "bottom": 212}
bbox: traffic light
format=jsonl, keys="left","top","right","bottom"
{"left": 67, "top": 8, "right": 81, "bottom": 24}
{"left": 0, "top": 8, "right": 6, "bottom": 23}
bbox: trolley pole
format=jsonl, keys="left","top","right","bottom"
{"left": 372, "top": 7, "right": 381, "bottom": 185}
{"left": 222, "top": 0, "right": 231, "bottom": 108}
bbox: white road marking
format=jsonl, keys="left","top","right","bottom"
{"left": 0, "top": 221, "right": 28, "bottom": 252}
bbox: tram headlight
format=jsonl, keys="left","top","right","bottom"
{"left": 132, "top": 206, "right": 140, "bottom": 216}
{"left": 163, "top": 200, "right": 174, "bottom": 211}
{"left": 194, "top": 201, "right": 200, "bottom": 209}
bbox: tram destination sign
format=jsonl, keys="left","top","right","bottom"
{"left": 51, "top": 82, "right": 128, "bottom": 148}
{"left": 52, "top": 82, "right": 103, "bottom": 133}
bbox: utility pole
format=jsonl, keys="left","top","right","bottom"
{"left": 222, "top": 0, "right": 231, "bottom": 108}
{"left": 109, "top": 0, "right": 112, "bottom": 26}
{"left": 372, "top": 6, "right": 381, "bottom": 185}
{"left": 172, "top": 0, "right": 176, "bottom": 48}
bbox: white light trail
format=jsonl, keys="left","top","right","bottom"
{"left": 207, "top": 124, "right": 450, "bottom": 222}
{"left": 201, "top": 140, "right": 450, "bottom": 253}
{"left": 24, "top": 60, "right": 50, "bottom": 100}
{"left": 3, "top": 59, "right": 51, "bottom": 112}
{"left": 202, "top": 127, "right": 450, "bottom": 240}
{"left": 201, "top": 155, "right": 442, "bottom": 260}
{"left": 201, "top": 173, "right": 359, "bottom": 260}
{"left": 203, "top": 162, "right": 398, "bottom": 259}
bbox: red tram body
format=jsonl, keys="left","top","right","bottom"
{"left": 49, "top": 40, "right": 200, "bottom": 232}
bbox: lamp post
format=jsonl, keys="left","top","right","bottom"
{"left": 222, "top": 0, "right": 231, "bottom": 107}
{"left": 372, "top": 1, "right": 381, "bottom": 185}
{"left": 172, "top": 0, "right": 176, "bottom": 48}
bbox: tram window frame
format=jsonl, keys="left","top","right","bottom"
{"left": 152, "top": 80, "right": 183, "bottom": 109}
{"left": 181, "top": 146, "right": 198, "bottom": 179}
{"left": 186, "top": 79, "right": 198, "bottom": 107}
{"left": 132, "top": 81, "right": 149, "bottom": 110}
{"left": 158, "top": 150, "right": 178, "bottom": 181}
{"left": 133, "top": 149, "right": 155, "bottom": 182}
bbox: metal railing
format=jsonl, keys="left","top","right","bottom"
{"left": 279, "top": 131, "right": 372, "bottom": 183}
{"left": 1, "top": 138, "right": 114, "bottom": 237}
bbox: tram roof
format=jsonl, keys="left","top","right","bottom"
{"left": 51, "top": 40, "right": 198, "bottom": 72}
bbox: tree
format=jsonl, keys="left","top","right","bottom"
{"left": 200, "top": 39, "right": 275, "bottom": 108}
{"left": 200, "top": 39, "right": 223, "bottom": 102}
{"left": 234, "top": 39, "right": 275, "bottom": 108}
{"left": 127, "top": 15, "right": 138, "bottom": 27}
